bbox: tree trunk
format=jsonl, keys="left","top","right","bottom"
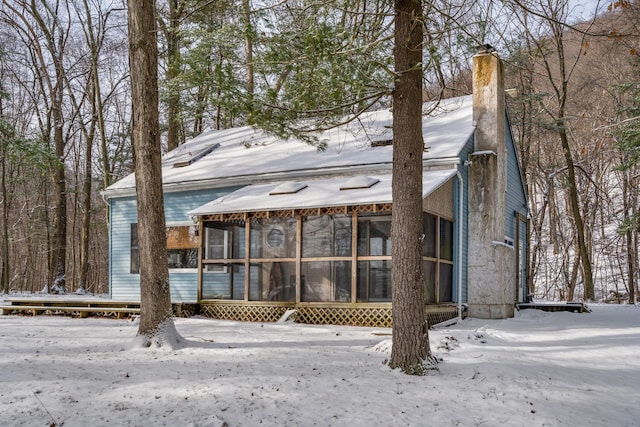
{"left": 389, "top": 0, "right": 434, "bottom": 375}
{"left": 243, "top": 0, "right": 254, "bottom": 123}
{"left": 50, "top": 82, "right": 67, "bottom": 294}
{"left": 623, "top": 172, "right": 635, "bottom": 304}
{"left": 165, "top": 0, "right": 182, "bottom": 151}
{"left": 558, "top": 130, "right": 594, "bottom": 300}
{"left": 0, "top": 113, "right": 9, "bottom": 294}
{"left": 78, "top": 118, "right": 93, "bottom": 293}
{"left": 127, "top": 0, "right": 182, "bottom": 347}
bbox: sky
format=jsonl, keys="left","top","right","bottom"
{"left": 1, "top": 302, "right": 639, "bottom": 427}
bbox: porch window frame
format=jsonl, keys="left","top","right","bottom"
{"left": 196, "top": 206, "right": 457, "bottom": 306}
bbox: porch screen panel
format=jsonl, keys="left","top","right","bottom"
{"left": 301, "top": 261, "right": 351, "bottom": 302}
{"left": 249, "top": 262, "right": 296, "bottom": 301}
{"left": 439, "top": 263, "right": 453, "bottom": 302}
{"left": 422, "top": 214, "right": 454, "bottom": 304}
{"left": 302, "top": 215, "right": 352, "bottom": 257}
{"left": 440, "top": 219, "right": 454, "bottom": 261}
{"left": 356, "top": 215, "right": 392, "bottom": 302}
{"left": 250, "top": 218, "right": 296, "bottom": 258}
{"left": 248, "top": 217, "right": 297, "bottom": 301}
{"left": 201, "top": 222, "right": 245, "bottom": 300}
{"left": 357, "top": 260, "right": 392, "bottom": 302}
{"left": 422, "top": 213, "right": 437, "bottom": 258}
{"left": 357, "top": 216, "right": 391, "bottom": 256}
{"left": 202, "top": 265, "right": 245, "bottom": 300}
{"left": 300, "top": 215, "right": 352, "bottom": 302}
{"left": 423, "top": 260, "right": 436, "bottom": 304}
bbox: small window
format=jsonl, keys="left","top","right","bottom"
{"left": 130, "top": 224, "right": 139, "bottom": 274}
{"left": 166, "top": 225, "right": 199, "bottom": 269}
{"left": 130, "top": 223, "right": 198, "bottom": 273}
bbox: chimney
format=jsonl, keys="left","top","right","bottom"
{"left": 466, "top": 51, "right": 515, "bottom": 319}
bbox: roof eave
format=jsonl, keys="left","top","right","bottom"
{"left": 101, "top": 157, "right": 462, "bottom": 200}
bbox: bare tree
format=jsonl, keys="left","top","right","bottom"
{"left": 503, "top": 0, "right": 597, "bottom": 300}
{"left": 127, "top": 0, "right": 182, "bottom": 347}
{"left": 1, "top": 0, "right": 73, "bottom": 293}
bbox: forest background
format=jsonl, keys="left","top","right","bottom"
{"left": 0, "top": 0, "right": 638, "bottom": 304}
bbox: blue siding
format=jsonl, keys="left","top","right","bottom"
{"left": 108, "top": 187, "right": 240, "bottom": 302}
{"left": 504, "top": 120, "right": 528, "bottom": 239}
{"left": 504, "top": 118, "right": 529, "bottom": 301}
{"left": 454, "top": 136, "right": 474, "bottom": 305}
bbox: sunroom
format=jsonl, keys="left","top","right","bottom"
{"left": 188, "top": 170, "right": 463, "bottom": 327}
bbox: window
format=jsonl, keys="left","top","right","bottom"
{"left": 130, "top": 223, "right": 198, "bottom": 274}
{"left": 130, "top": 224, "right": 139, "bottom": 274}
{"left": 166, "top": 224, "right": 199, "bottom": 269}
{"left": 205, "top": 227, "right": 229, "bottom": 272}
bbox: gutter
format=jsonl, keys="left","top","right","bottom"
{"left": 456, "top": 164, "right": 464, "bottom": 322}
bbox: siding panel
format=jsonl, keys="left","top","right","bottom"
{"left": 109, "top": 187, "right": 240, "bottom": 302}
{"left": 455, "top": 136, "right": 474, "bottom": 304}
{"left": 504, "top": 119, "right": 529, "bottom": 302}
{"left": 504, "top": 120, "right": 528, "bottom": 238}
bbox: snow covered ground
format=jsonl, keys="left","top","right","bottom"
{"left": 1, "top": 303, "right": 639, "bottom": 427}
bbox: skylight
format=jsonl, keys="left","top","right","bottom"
{"left": 269, "top": 182, "right": 308, "bottom": 195}
{"left": 339, "top": 176, "right": 380, "bottom": 190}
{"left": 172, "top": 143, "right": 220, "bottom": 168}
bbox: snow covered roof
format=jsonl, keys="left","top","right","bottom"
{"left": 103, "top": 95, "right": 474, "bottom": 198}
{"left": 188, "top": 169, "right": 457, "bottom": 216}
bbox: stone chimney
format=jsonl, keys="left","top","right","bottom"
{"left": 466, "top": 51, "right": 515, "bottom": 319}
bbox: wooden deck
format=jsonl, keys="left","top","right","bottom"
{"left": 1, "top": 298, "right": 198, "bottom": 319}
{"left": 2, "top": 298, "right": 140, "bottom": 318}
{"left": 516, "top": 302, "right": 591, "bottom": 313}
{"left": 2, "top": 297, "right": 460, "bottom": 326}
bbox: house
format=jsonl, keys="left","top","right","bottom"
{"left": 101, "top": 52, "right": 529, "bottom": 327}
